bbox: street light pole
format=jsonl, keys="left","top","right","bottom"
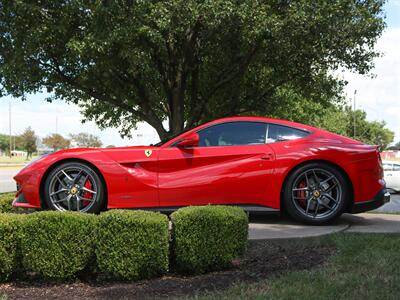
{"left": 9, "top": 100, "right": 12, "bottom": 158}
{"left": 353, "top": 90, "right": 357, "bottom": 139}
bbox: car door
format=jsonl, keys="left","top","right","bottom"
{"left": 383, "top": 163, "right": 396, "bottom": 190}
{"left": 158, "top": 121, "right": 275, "bottom": 207}
{"left": 392, "top": 163, "right": 400, "bottom": 190}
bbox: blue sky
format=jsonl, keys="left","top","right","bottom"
{"left": 386, "top": 0, "right": 400, "bottom": 26}
{"left": 1, "top": 1, "right": 400, "bottom": 146}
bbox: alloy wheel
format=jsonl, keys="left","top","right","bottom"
{"left": 291, "top": 168, "right": 342, "bottom": 219}
{"left": 48, "top": 166, "right": 98, "bottom": 212}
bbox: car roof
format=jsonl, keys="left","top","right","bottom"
{"left": 161, "top": 116, "right": 317, "bottom": 147}
{"left": 201, "top": 116, "right": 315, "bottom": 132}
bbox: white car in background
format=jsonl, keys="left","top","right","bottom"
{"left": 383, "top": 161, "right": 400, "bottom": 193}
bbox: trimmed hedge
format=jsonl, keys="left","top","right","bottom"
{"left": 0, "top": 193, "right": 15, "bottom": 213}
{"left": 20, "top": 211, "right": 97, "bottom": 279}
{"left": 171, "top": 205, "right": 248, "bottom": 274}
{"left": 0, "top": 214, "right": 24, "bottom": 281}
{"left": 96, "top": 210, "right": 169, "bottom": 280}
{"left": 0, "top": 205, "right": 249, "bottom": 281}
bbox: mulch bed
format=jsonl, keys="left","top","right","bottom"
{"left": 0, "top": 238, "right": 335, "bottom": 300}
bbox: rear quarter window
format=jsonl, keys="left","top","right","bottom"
{"left": 266, "top": 124, "right": 309, "bottom": 143}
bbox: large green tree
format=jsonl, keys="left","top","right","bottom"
{"left": 0, "top": 0, "right": 385, "bottom": 140}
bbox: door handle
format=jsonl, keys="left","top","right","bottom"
{"left": 261, "top": 153, "right": 274, "bottom": 160}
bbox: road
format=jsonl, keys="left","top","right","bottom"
{"left": 0, "top": 167, "right": 21, "bottom": 193}
{"left": 1, "top": 167, "right": 400, "bottom": 212}
{"left": 375, "top": 193, "right": 400, "bottom": 213}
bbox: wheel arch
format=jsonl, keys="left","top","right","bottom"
{"left": 279, "top": 159, "right": 354, "bottom": 213}
{"left": 39, "top": 158, "right": 108, "bottom": 210}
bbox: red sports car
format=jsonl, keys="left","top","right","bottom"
{"left": 13, "top": 116, "right": 390, "bottom": 224}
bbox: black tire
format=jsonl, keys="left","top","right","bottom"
{"left": 43, "top": 162, "right": 106, "bottom": 213}
{"left": 282, "top": 162, "right": 349, "bottom": 225}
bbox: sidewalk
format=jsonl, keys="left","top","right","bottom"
{"left": 248, "top": 213, "right": 400, "bottom": 240}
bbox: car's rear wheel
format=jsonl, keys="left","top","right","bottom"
{"left": 282, "top": 162, "right": 349, "bottom": 224}
{"left": 44, "top": 162, "right": 105, "bottom": 213}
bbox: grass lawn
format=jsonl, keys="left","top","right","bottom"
{"left": 188, "top": 233, "right": 400, "bottom": 300}
{"left": 0, "top": 155, "right": 36, "bottom": 164}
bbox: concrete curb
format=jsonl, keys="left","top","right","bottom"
{"left": 248, "top": 220, "right": 350, "bottom": 240}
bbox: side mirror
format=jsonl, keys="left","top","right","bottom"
{"left": 176, "top": 133, "right": 200, "bottom": 148}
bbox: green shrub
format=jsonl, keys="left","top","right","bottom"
{"left": 96, "top": 210, "right": 169, "bottom": 280}
{"left": 20, "top": 211, "right": 97, "bottom": 279}
{"left": 171, "top": 205, "right": 248, "bottom": 274}
{"left": 0, "top": 214, "right": 25, "bottom": 281}
{"left": 0, "top": 193, "right": 15, "bottom": 213}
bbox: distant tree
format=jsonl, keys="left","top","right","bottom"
{"left": 346, "top": 109, "right": 394, "bottom": 150}
{"left": 387, "top": 141, "right": 400, "bottom": 151}
{"left": 69, "top": 133, "right": 102, "bottom": 148}
{"left": 272, "top": 96, "right": 394, "bottom": 149}
{"left": 18, "top": 127, "right": 37, "bottom": 158}
{"left": 0, "top": 0, "right": 386, "bottom": 140}
{"left": 43, "top": 134, "right": 70, "bottom": 151}
{"left": 105, "top": 145, "right": 115, "bottom": 148}
{"left": 0, "top": 134, "right": 9, "bottom": 154}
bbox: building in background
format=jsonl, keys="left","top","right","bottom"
{"left": 381, "top": 150, "right": 400, "bottom": 160}
{"left": 11, "top": 150, "right": 26, "bottom": 157}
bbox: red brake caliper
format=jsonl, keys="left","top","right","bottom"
{"left": 82, "top": 180, "right": 93, "bottom": 207}
{"left": 298, "top": 181, "right": 306, "bottom": 207}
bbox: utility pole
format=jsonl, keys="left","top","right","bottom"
{"left": 353, "top": 90, "right": 357, "bottom": 139}
{"left": 9, "top": 100, "right": 12, "bottom": 158}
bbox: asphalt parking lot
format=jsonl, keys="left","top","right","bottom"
{"left": 375, "top": 193, "right": 400, "bottom": 213}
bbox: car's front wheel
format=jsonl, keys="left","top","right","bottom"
{"left": 43, "top": 162, "right": 106, "bottom": 213}
{"left": 282, "top": 162, "right": 349, "bottom": 224}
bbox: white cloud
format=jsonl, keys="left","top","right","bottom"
{"left": 342, "top": 27, "right": 400, "bottom": 142}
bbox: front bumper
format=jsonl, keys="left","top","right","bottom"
{"left": 351, "top": 188, "right": 390, "bottom": 214}
{"left": 12, "top": 191, "right": 41, "bottom": 209}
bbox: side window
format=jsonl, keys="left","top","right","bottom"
{"left": 198, "top": 122, "right": 267, "bottom": 147}
{"left": 267, "top": 124, "right": 309, "bottom": 143}
{"left": 393, "top": 164, "right": 400, "bottom": 171}
{"left": 383, "top": 164, "right": 393, "bottom": 171}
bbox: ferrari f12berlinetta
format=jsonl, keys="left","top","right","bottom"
{"left": 13, "top": 117, "right": 389, "bottom": 224}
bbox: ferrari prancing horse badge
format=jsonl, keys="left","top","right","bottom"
{"left": 145, "top": 149, "right": 152, "bottom": 157}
